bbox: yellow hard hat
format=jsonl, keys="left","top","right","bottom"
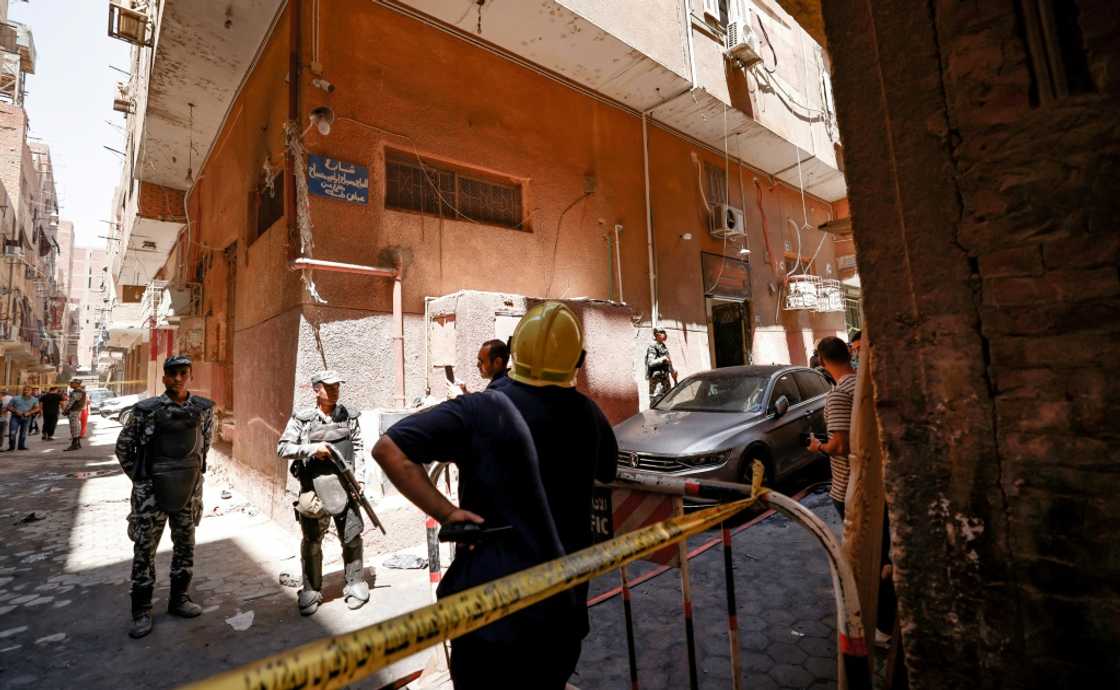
{"left": 509, "top": 302, "right": 584, "bottom": 387}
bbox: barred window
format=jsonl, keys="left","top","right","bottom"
{"left": 385, "top": 152, "right": 524, "bottom": 230}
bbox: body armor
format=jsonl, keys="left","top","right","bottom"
{"left": 148, "top": 400, "right": 207, "bottom": 512}
{"left": 304, "top": 413, "right": 354, "bottom": 516}
{"left": 295, "top": 407, "right": 365, "bottom": 542}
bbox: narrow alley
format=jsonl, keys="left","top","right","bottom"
{"left": 0, "top": 417, "right": 438, "bottom": 689}
{"left": 0, "top": 0, "right": 1114, "bottom": 688}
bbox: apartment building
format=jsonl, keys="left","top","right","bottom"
{"left": 105, "top": 0, "right": 857, "bottom": 518}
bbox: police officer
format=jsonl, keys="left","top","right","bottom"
{"left": 115, "top": 355, "right": 214, "bottom": 639}
{"left": 645, "top": 327, "right": 677, "bottom": 404}
{"left": 373, "top": 302, "right": 617, "bottom": 690}
{"left": 277, "top": 370, "right": 370, "bottom": 616}
{"left": 63, "top": 379, "right": 86, "bottom": 451}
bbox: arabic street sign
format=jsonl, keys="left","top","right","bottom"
{"left": 307, "top": 154, "right": 369, "bottom": 204}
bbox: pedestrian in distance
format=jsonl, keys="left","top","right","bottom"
{"left": 0, "top": 388, "right": 11, "bottom": 447}
{"left": 807, "top": 336, "right": 856, "bottom": 519}
{"left": 456, "top": 339, "right": 512, "bottom": 394}
{"left": 28, "top": 386, "right": 41, "bottom": 435}
{"left": 6, "top": 386, "right": 40, "bottom": 451}
{"left": 849, "top": 329, "right": 862, "bottom": 370}
{"left": 277, "top": 370, "right": 370, "bottom": 616}
{"left": 645, "top": 327, "right": 678, "bottom": 405}
{"left": 115, "top": 355, "right": 214, "bottom": 639}
{"left": 39, "top": 386, "right": 64, "bottom": 440}
{"left": 62, "top": 379, "right": 87, "bottom": 451}
{"left": 373, "top": 301, "right": 618, "bottom": 690}
{"left": 80, "top": 381, "right": 91, "bottom": 438}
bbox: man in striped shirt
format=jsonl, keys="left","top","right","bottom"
{"left": 808, "top": 336, "right": 857, "bottom": 518}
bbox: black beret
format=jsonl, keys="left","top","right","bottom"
{"left": 163, "top": 355, "right": 193, "bottom": 371}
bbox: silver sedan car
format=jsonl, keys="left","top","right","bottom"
{"left": 613, "top": 365, "right": 832, "bottom": 490}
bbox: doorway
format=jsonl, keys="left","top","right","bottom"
{"left": 707, "top": 298, "right": 751, "bottom": 368}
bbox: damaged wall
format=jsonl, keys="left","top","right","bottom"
{"left": 822, "top": 0, "right": 1120, "bottom": 686}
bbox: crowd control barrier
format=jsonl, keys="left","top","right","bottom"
{"left": 181, "top": 463, "right": 870, "bottom": 690}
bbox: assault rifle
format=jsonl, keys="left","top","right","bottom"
{"left": 327, "top": 444, "right": 387, "bottom": 535}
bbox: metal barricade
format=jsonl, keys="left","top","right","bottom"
{"left": 180, "top": 464, "right": 870, "bottom": 690}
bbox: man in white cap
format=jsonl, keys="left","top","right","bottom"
{"left": 277, "top": 369, "right": 370, "bottom": 616}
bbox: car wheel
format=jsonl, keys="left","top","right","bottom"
{"left": 739, "top": 446, "right": 773, "bottom": 487}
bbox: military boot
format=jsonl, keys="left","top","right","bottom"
{"left": 128, "top": 587, "right": 154, "bottom": 639}
{"left": 298, "top": 545, "right": 324, "bottom": 616}
{"left": 63, "top": 439, "right": 80, "bottom": 452}
{"left": 342, "top": 539, "right": 370, "bottom": 611}
{"left": 167, "top": 575, "right": 203, "bottom": 618}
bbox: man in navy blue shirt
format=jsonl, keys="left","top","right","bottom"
{"left": 373, "top": 302, "right": 617, "bottom": 690}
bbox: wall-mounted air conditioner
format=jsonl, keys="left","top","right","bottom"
{"left": 711, "top": 203, "right": 746, "bottom": 239}
{"left": 2, "top": 244, "right": 22, "bottom": 258}
{"left": 108, "top": 2, "right": 152, "bottom": 47}
{"left": 726, "top": 16, "right": 762, "bottom": 66}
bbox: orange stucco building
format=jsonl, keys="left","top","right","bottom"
{"left": 106, "top": 0, "right": 852, "bottom": 520}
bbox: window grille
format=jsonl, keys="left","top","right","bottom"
{"left": 385, "top": 153, "right": 524, "bottom": 230}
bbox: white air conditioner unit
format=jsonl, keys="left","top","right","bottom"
{"left": 3, "top": 244, "right": 22, "bottom": 258}
{"left": 711, "top": 203, "right": 746, "bottom": 239}
{"left": 726, "top": 18, "right": 762, "bottom": 66}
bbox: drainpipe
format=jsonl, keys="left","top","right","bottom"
{"left": 288, "top": 257, "right": 406, "bottom": 408}
{"left": 641, "top": 0, "right": 698, "bottom": 329}
{"left": 391, "top": 260, "right": 405, "bottom": 408}
{"left": 612, "top": 224, "right": 624, "bottom": 303}
{"left": 642, "top": 113, "right": 658, "bottom": 328}
{"left": 285, "top": 0, "right": 302, "bottom": 262}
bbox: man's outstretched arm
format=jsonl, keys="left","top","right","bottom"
{"left": 371, "top": 435, "right": 481, "bottom": 525}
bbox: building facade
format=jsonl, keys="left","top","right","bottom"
{"left": 106, "top": 0, "right": 855, "bottom": 517}
{"left": 67, "top": 246, "right": 108, "bottom": 372}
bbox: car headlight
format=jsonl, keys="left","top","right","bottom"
{"left": 681, "top": 450, "right": 732, "bottom": 467}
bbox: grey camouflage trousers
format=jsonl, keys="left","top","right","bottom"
{"left": 649, "top": 372, "right": 672, "bottom": 402}
{"left": 127, "top": 478, "right": 203, "bottom": 595}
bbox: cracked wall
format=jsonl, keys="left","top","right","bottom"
{"left": 822, "top": 0, "right": 1119, "bottom": 686}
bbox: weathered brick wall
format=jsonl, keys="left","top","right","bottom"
{"left": 823, "top": 0, "right": 1119, "bottom": 686}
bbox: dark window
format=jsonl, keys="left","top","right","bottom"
{"left": 794, "top": 370, "right": 831, "bottom": 399}
{"left": 385, "top": 152, "right": 524, "bottom": 230}
{"left": 769, "top": 372, "right": 802, "bottom": 409}
{"left": 256, "top": 171, "right": 284, "bottom": 238}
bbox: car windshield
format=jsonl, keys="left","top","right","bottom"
{"left": 89, "top": 389, "right": 112, "bottom": 402}
{"left": 654, "top": 374, "right": 768, "bottom": 413}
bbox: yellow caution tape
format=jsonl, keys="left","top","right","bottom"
{"left": 180, "top": 496, "right": 758, "bottom": 690}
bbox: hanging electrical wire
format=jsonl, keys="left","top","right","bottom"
{"left": 285, "top": 120, "right": 326, "bottom": 304}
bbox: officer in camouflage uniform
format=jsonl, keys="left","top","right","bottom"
{"left": 277, "top": 370, "right": 370, "bottom": 616}
{"left": 115, "top": 355, "right": 214, "bottom": 639}
{"left": 645, "top": 327, "right": 677, "bottom": 405}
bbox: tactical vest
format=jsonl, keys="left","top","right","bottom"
{"left": 149, "top": 400, "right": 206, "bottom": 513}
{"left": 301, "top": 409, "right": 358, "bottom": 519}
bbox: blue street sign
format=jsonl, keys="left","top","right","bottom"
{"left": 307, "top": 154, "right": 369, "bottom": 204}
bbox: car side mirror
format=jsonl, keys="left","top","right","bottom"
{"left": 773, "top": 395, "right": 790, "bottom": 417}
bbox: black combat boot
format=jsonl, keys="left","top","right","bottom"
{"left": 63, "top": 439, "right": 80, "bottom": 452}
{"left": 167, "top": 574, "right": 203, "bottom": 618}
{"left": 129, "top": 587, "right": 154, "bottom": 639}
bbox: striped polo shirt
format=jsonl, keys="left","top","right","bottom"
{"left": 824, "top": 373, "right": 857, "bottom": 503}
